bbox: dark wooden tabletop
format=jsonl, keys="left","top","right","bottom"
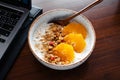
{"left": 6, "top": 0, "right": 120, "bottom": 80}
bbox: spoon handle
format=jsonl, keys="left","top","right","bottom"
{"left": 65, "top": 0, "right": 103, "bottom": 21}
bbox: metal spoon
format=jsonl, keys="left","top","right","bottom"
{"left": 49, "top": 0, "right": 102, "bottom": 26}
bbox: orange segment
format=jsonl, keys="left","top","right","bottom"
{"left": 64, "top": 33, "right": 86, "bottom": 53}
{"left": 53, "top": 43, "right": 74, "bottom": 63}
{"left": 62, "top": 21, "right": 87, "bottom": 38}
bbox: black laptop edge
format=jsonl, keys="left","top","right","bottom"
{"left": 0, "top": 6, "right": 42, "bottom": 80}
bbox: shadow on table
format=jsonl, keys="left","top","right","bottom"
{"left": 40, "top": 60, "right": 90, "bottom": 80}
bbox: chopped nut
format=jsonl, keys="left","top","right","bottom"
{"left": 40, "top": 23, "right": 70, "bottom": 65}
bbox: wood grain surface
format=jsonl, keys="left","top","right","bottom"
{"left": 5, "top": 0, "right": 120, "bottom": 80}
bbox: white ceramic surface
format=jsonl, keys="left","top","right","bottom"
{"left": 28, "top": 9, "right": 96, "bottom": 70}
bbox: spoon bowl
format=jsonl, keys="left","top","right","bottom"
{"left": 49, "top": 0, "right": 102, "bottom": 26}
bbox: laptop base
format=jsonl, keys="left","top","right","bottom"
{"left": 0, "top": 6, "right": 42, "bottom": 80}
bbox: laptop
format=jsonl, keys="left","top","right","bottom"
{"left": 0, "top": 0, "right": 31, "bottom": 60}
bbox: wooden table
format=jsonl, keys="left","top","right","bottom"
{"left": 6, "top": 0, "right": 120, "bottom": 80}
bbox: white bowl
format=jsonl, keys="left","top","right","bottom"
{"left": 28, "top": 9, "right": 96, "bottom": 70}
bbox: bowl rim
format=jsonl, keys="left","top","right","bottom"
{"left": 28, "top": 9, "right": 96, "bottom": 67}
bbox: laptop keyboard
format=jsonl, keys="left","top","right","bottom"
{"left": 0, "top": 5, "right": 23, "bottom": 43}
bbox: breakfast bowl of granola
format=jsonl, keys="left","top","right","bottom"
{"left": 28, "top": 9, "right": 96, "bottom": 70}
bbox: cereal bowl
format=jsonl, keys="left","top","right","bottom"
{"left": 28, "top": 9, "right": 96, "bottom": 70}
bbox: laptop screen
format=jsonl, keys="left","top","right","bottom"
{"left": 0, "top": 0, "right": 31, "bottom": 10}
